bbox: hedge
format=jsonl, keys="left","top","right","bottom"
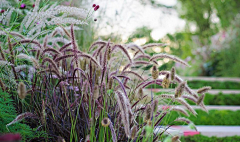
{"left": 180, "top": 135, "right": 240, "bottom": 142}
{"left": 161, "top": 109, "right": 240, "bottom": 125}
{"left": 147, "top": 80, "right": 240, "bottom": 89}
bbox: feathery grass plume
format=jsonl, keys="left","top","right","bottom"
{"left": 101, "top": 117, "right": 111, "bottom": 127}
{"left": 131, "top": 125, "right": 138, "bottom": 139}
{"left": 107, "top": 44, "right": 111, "bottom": 60}
{"left": 152, "top": 99, "right": 158, "bottom": 113}
{"left": 6, "top": 112, "right": 35, "bottom": 127}
{"left": 158, "top": 94, "right": 174, "bottom": 99}
{"left": 0, "top": 60, "right": 12, "bottom": 66}
{"left": 12, "top": 39, "right": 42, "bottom": 49}
{"left": 175, "top": 98, "right": 197, "bottom": 116}
{"left": 0, "top": 78, "right": 5, "bottom": 91}
{"left": 38, "top": 68, "right": 61, "bottom": 79}
{"left": 126, "top": 43, "right": 145, "bottom": 54}
{"left": 60, "top": 25, "right": 71, "bottom": 38}
{"left": 138, "top": 88, "right": 144, "bottom": 99}
{"left": 42, "top": 47, "right": 61, "bottom": 56}
{"left": 17, "top": 82, "right": 27, "bottom": 100}
{"left": 17, "top": 53, "right": 40, "bottom": 68}
{"left": 197, "top": 94, "right": 205, "bottom": 105}
{"left": 142, "top": 43, "right": 167, "bottom": 49}
{"left": 42, "top": 57, "right": 59, "bottom": 72}
{"left": 171, "top": 135, "right": 180, "bottom": 142}
{"left": 70, "top": 24, "right": 78, "bottom": 50}
{"left": 122, "top": 71, "right": 144, "bottom": 81}
{"left": 172, "top": 106, "right": 190, "bottom": 117}
{"left": 150, "top": 53, "right": 190, "bottom": 67}
{"left": 8, "top": 37, "right": 15, "bottom": 64}
{"left": 175, "top": 81, "right": 186, "bottom": 98}
{"left": 115, "top": 90, "right": 131, "bottom": 138}
{"left": 197, "top": 86, "right": 211, "bottom": 94}
{"left": 109, "top": 121, "right": 117, "bottom": 142}
{"left": 144, "top": 104, "right": 152, "bottom": 122}
{"left": 170, "top": 67, "right": 175, "bottom": 81}
{"left": 93, "top": 85, "right": 99, "bottom": 100}
{"left": 59, "top": 42, "right": 72, "bottom": 52}
{"left": 89, "top": 41, "right": 108, "bottom": 51}
{"left": 0, "top": 45, "right": 6, "bottom": 60}
{"left": 151, "top": 65, "right": 159, "bottom": 80}
{"left": 55, "top": 54, "right": 75, "bottom": 62}
{"left": 134, "top": 43, "right": 166, "bottom": 56}
{"left": 112, "top": 45, "right": 132, "bottom": 63}
{"left": 77, "top": 53, "right": 101, "bottom": 69}
{"left": 174, "top": 117, "right": 193, "bottom": 124}
{"left": 181, "top": 95, "right": 197, "bottom": 103}
{"left": 162, "top": 74, "right": 170, "bottom": 89}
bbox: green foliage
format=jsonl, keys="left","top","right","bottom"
{"left": 180, "top": 135, "right": 240, "bottom": 142}
{"left": 188, "top": 93, "right": 240, "bottom": 106}
{"left": 163, "top": 109, "right": 240, "bottom": 125}
{"left": 152, "top": 80, "right": 240, "bottom": 90}
{"left": 215, "top": 17, "right": 240, "bottom": 77}
{"left": 0, "top": 90, "right": 45, "bottom": 141}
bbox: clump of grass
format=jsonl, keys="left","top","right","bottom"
{"left": 0, "top": 1, "right": 210, "bottom": 141}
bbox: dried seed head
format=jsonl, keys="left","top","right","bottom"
{"left": 152, "top": 99, "right": 158, "bottom": 113}
{"left": 101, "top": 117, "right": 111, "bottom": 127}
{"left": 162, "top": 74, "right": 170, "bottom": 89}
{"left": 171, "top": 67, "right": 175, "bottom": 81}
{"left": 175, "top": 81, "right": 186, "bottom": 98}
{"left": 93, "top": 85, "right": 99, "bottom": 100}
{"left": 151, "top": 65, "right": 159, "bottom": 80}
{"left": 107, "top": 47, "right": 111, "bottom": 60}
{"left": 144, "top": 104, "right": 152, "bottom": 122}
{"left": 197, "top": 86, "right": 211, "bottom": 94}
{"left": 18, "top": 82, "right": 27, "bottom": 99}
{"left": 197, "top": 94, "right": 205, "bottom": 105}
{"left": 138, "top": 88, "right": 144, "bottom": 99}
{"left": 108, "top": 77, "right": 113, "bottom": 89}
{"left": 171, "top": 135, "right": 180, "bottom": 142}
{"left": 147, "top": 120, "right": 152, "bottom": 126}
{"left": 131, "top": 125, "right": 138, "bottom": 139}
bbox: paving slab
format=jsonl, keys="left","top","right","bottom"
{"left": 154, "top": 126, "right": 240, "bottom": 137}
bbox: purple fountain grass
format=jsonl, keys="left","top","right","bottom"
{"left": 150, "top": 53, "right": 190, "bottom": 67}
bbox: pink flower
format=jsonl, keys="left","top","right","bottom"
{"left": 32, "top": 4, "right": 35, "bottom": 8}
{"left": 0, "top": 133, "right": 21, "bottom": 141}
{"left": 93, "top": 4, "right": 96, "bottom": 7}
{"left": 20, "top": 3, "right": 26, "bottom": 9}
{"left": 0, "top": 9, "right": 4, "bottom": 13}
{"left": 94, "top": 5, "right": 99, "bottom": 11}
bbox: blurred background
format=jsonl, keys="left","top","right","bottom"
{"left": 66, "top": 0, "right": 240, "bottom": 78}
